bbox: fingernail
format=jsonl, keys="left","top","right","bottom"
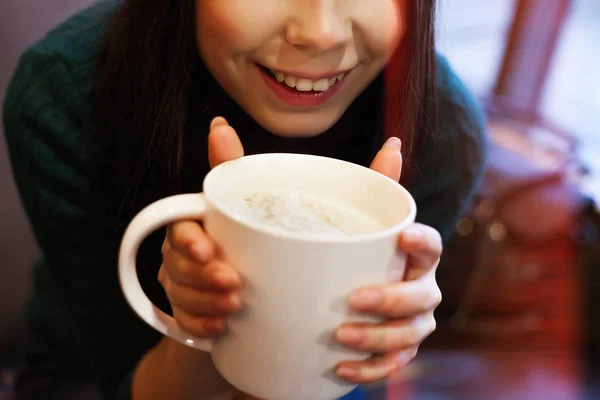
{"left": 350, "top": 289, "right": 383, "bottom": 309}
{"left": 337, "top": 366, "right": 358, "bottom": 378}
{"left": 190, "top": 242, "right": 211, "bottom": 263}
{"left": 336, "top": 327, "right": 364, "bottom": 344}
{"left": 210, "top": 117, "right": 228, "bottom": 130}
{"left": 384, "top": 137, "right": 402, "bottom": 151}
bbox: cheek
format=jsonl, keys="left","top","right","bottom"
{"left": 196, "top": 2, "right": 247, "bottom": 53}
{"left": 195, "top": 0, "right": 284, "bottom": 54}
{"left": 357, "top": 0, "right": 407, "bottom": 59}
{"left": 386, "top": 1, "right": 408, "bottom": 57}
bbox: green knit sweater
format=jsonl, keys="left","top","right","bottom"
{"left": 3, "top": 2, "right": 487, "bottom": 399}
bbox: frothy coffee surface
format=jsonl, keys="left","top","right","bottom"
{"left": 226, "top": 190, "right": 384, "bottom": 237}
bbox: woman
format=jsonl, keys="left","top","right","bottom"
{"left": 3, "top": 0, "right": 486, "bottom": 399}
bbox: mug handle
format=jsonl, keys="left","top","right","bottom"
{"left": 118, "top": 193, "right": 214, "bottom": 352}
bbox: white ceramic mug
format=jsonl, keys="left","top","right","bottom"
{"left": 118, "top": 153, "right": 416, "bottom": 400}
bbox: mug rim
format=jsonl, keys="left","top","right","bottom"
{"left": 202, "top": 153, "right": 417, "bottom": 244}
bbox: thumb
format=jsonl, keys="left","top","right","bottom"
{"left": 369, "top": 137, "right": 403, "bottom": 182}
{"left": 208, "top": 117, "right": 245, "bottom": 169}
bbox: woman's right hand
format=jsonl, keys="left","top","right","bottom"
{"left": 158, "top": 117, "right": 246, "bottom": 337}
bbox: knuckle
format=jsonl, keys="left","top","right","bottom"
{"left": 408, "top": 346, "right": 419, "bottom": 359}
{"left": 434, "top": 288, "right": 442, "bottom": 307}
{"left": 416, "top": 301, "right": 430, "bottom": 315}
{"left": 403, "top": 347, "right": 419, "bottom": 362}
{"left": 406, "top": 347, "right": 419, "bottom": 364}
{"left": 428, "top": 286, "right": 443, "bottom": 310}
{"left": 428, "top": 315, "right": 437, "bottom": 336}
{"left": 418, "top": 284, "right": 442, "bottom": 313}
{"left": 161, "top": 237, "right": 170, "bottom": 255}
{"left": 406, "top": 326, "right": 422, "bottom": 347}
{"left": 157, "top": 266, "right": 167, "bottom": 287}
{"left": 412, "top": 345, "right": 420, "bottom": 356}
{"left": 407, "top": 317, "right": 430, "bottom": 346}
{"left": 395, "top": 348, "right": 415, "bottom": 367}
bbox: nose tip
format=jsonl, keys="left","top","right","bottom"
{"left": 286, "top": 9, "right": 349, "bottom": 52}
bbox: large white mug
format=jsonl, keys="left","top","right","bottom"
{"left": 119, "top": 153, "right": 416, "bottom": 400}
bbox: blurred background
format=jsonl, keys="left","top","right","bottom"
{"left": 0, "top": 0, "right": 599, "bottom": 399}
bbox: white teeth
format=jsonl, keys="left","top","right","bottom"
{"left": 295, "top": 78, "right": 314, "bottom": 92}
{"left": 284, "top": 75, "right": 297, "bottom": 88}
{"left": 312, "top": 78, "right": 330, "bottom": 91}
{"left": 266, "top": 68, "right": 347, "bottom": 92}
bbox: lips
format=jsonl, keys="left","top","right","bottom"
{"left": 255, "top": 63, "right": 351, "bottom": 107}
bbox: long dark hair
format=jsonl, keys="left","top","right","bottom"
{"left": 95, "top": 0, "right": 438, "bottom": 229}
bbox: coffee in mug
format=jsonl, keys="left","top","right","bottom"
{"left": 225, "top": 190, "right": 384, "bottom": 237}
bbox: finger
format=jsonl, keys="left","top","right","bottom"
{"left": 398, "top": 224, "right": 443, "bottom": 266}
{"left": 163, "top": 279, "right": 241, "bottom": 316}
{"left": 167, "top": 220, "right": 215, "bottom": 264}
{"left": 349, "top": 280, "right": 442, "bottom": 317}
{"left": 173, "top": 308, "right": 227, "bottom": 337}
{"left": 335, "top": 315, "right": 436, "bottom": 353}
{"left": 398, "top": 223, "right": 443, "bottom": 280}
{"left": 369, "top": 137, "right": 402, "bottom": 182}
{"left": 208, "top": 117, "right": 244, "bottom": 169}
{"left": 161, "top": 251, "right": 240, "bottom": 290}
{"left": 336, "top": 347, "right": 418, "bottom": 383}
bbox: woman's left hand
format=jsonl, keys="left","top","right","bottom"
{"left": 334, "top": 137, "right": 443, "bottom": 384}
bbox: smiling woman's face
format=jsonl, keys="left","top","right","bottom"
{"left": 195, "top": 0, "right": 406, "bottom": 138}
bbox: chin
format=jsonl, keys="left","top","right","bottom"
{"left": 249, "top": 108, "right": 346, "bottom": 139}
{"left": 266, "top": 124, "right": 328, "bottom": 139}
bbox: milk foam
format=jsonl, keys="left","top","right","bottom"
{"left": 226, "top": 190, "right": 383, "bottom": 237}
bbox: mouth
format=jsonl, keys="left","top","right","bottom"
{"left": 257, "top": 64, "right": 349, "bottom": 93}
{"left": 255, "top": 63, "right": 352, "bottom": 107}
